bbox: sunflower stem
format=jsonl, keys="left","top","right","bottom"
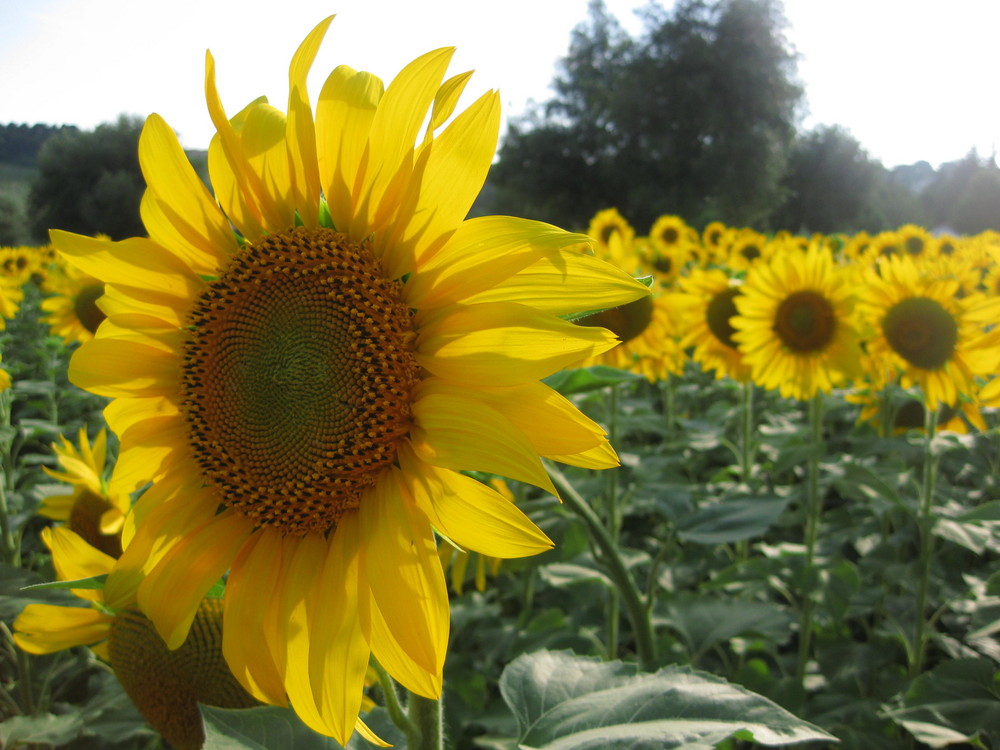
{"left": 660, "top": 375, "right": 675, "bottom": 439}
{"left": 372, "top": 661, "right": 416, "bottom": 741}
{"left": 406, "top": 692, "right": 443, "bottom": 750}
{"left": 911, "top": 404, "right": 939, "bottom": 678}
{"left": 605, "top": 383, "right": 622, "bottom": 660}
{"left": 0, "top": 389, "right": 18, "bottom": 566}
{"left": 740, "top": 380, "right": 755, "bottom": 485}
{"left": 795, "top": 392, "right": 825, "bottom": 687}
{"left": 545, "top": 461, "right": 657, "bottom": 671}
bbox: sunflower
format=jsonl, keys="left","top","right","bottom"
{"left": 52, "top": 17, "right": 647, "bottom": 744}
{"left": 587, "top": 207, "right": 635, "bottom": 250}
{"left": 676, "top": 267, "right": 751, "bottom": 382}
{"left": 732, "top": 244, "right": 861, "bottom": 400}
{"left": 897, "top": 223, "right": 937, "bottom": 259}
{"left": 13, "top": 527, "right": 259, "bottom": 750}
{"left": 38, "top": 428, "right": 128, "bottom": 558}
{"left": 0, "top": 355, "right": 9, "bottom": 391}
{"left": 726, "top": 229, "right": 771, "bottom": 272}
{"left": 701, "top": 220, "right": 732, "bottom": 261}
{"left": 857, "top": 254, "right": 1000, "bottom": 410}
{"left": 41, "top": 263, "right": 107, "bottom": 344}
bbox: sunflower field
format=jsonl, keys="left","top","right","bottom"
{"left": 2, "top": 16, "right": 1000, "bottom": 750}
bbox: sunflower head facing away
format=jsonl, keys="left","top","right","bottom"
{"left": 52, "top": 17, "right": 648, "bottom": 744}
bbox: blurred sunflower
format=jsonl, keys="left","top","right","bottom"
{"left": 41, "top": 264, "right": 107, "bottom": 344}
{"left": 866, "top": 230, "right": 903, "bottom": 261}
{"left": 677, "top": 267, "right": 751, "bottom": 382}
{"left": 587, "top": 207, "right": 635, "bottom": 255}
{"left": 701, "top": 220, "right": 732, "bottom": 261}
{"left": 858, "top": 255, "right": 1000, "bottom": 410}
{"left": 0, "top": 354, "right": 10, "bottom": 390}
{"left": 13, "top": 526, "right": 260, "bottom": 750}
{"left": 0, "top": 246, "right": 35, "bottom": 286}
{"left": 52, "top": 17, "right": 647, "bottom": 744}
{"left": 726, "top": 229, "right": 771, "bottom": 272}
{"left": 38, "top": 428, "right": 127, "bottom": 558}
{"left": 897, "top": 224, "right": 937, "bottom": 259}
{"left": 732, "top": 244, "right": 861, "bottom": 400}
{"left": 0, "top": 275, "right": 23, "bottom": 329}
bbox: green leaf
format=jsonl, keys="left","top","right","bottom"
{"left": 0, "top": 713, "right": 85, "bottom": 747}
{"left": 0, "top": 564, "right": 76, "bottom": 620}
{"left": 544, "top": 366, "right": 644, "bottom": 396}
{"left": 676, "top": 496, "right": 789, "bottom": 545}
{"left": 884, "top": 658, "right": 1000, "bottom": 745}
{"left": 21, "top": 573, "right": 107, "bottom": 592}
{"left": 499, "top": 650, "right": 836, "bottom": 749}
{"left": 660, "top": 597, "right": 794, "bottom": 660}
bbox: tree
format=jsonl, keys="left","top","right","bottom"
{"left": 488, "top": 0, "right": 802, "bottom": 231}
{"left": 28, "top": 115, "right": 145, "bottom": 241}
{"left": 771, "top": 125, "right": 899, "bottom": 234}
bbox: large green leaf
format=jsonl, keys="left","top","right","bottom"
{"left": 0, "top": 713, "right": 84, "bottom": 748}
{"left": 499, "top": 650, "right": 836, "bottom": 749}
{"left": 676, "top": 496, "right": 789, "bottom": 545}
{"left": 659, "top": 597, "right": 794, "bottom": 660}
{"left": 883, "top": 658, "right": 1000, "bottom": 747}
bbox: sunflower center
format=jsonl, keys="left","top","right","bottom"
{"left": 882, "top": 296, "right": 957, "bottom": 370}
{"left": 773, "top": 290, "right": 836, "bottom": 353}
{"left": 576, "top": 294, "right": 654, "bottom": 345}
{"left": 181, "top": 227, "right": 417, "bottom": 536}
{"left": 706, "top": 287, "right": 741, "bottom": 349}
{"left": 73, "top": 282, "right": 107, "bottom": 334}
{"left": 660, "top": 227, "right": 679, "bottom": 245}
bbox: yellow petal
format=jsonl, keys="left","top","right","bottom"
{"left": 378, "top": 89, "right": 500, "bottom": 274}
{"left": 104, "top": 482, "right": 218, "bottom": 610}
{"left": 400, "top": 448, "right": 552, "bottom": 559}
{"left": 425, "top": 71, "right": 474, "bottom": 139}
{"left": 368, "top": 593, "right": 441, "bottom": 698}
{"left": 406, "top": 217, "right": 591, "bottom": 310}
{"left": 69, "top": 339, "right": 179, "bottom": 399}
{"left": 43, "top": 527, "right": 115, "bottom": 602}
{"left": 546, "top": 440, "right": 621, "bottom": 470}
{"left": 466, "top": 247, "right": 651, "bottom": 315}
{"left": 50, "top": 232, "right": 202, "bottom": 305}
{"left": 285, "top": 16, "right": 333, "bottom": 228}
{"left": 415, "top": 302, "right": 618, "bottom": 387}
{"left": 311, "top": 512, "right": 370, "bottom": 744}
{"left": 13, "top": 604, "right": 111, "bottom": 654}
{"left": 316, "top": 65, "right": 383, "bottom": 232}
{"left": 138, "top": 510, "right": 253, "bottom": 649}
{"left": 137, "top": 113, "right": 236, "bottom": 273}
{"left": 241, "top": 102, "right": 296, "bottom": 231}
{"left": 410, "top": 382, "right": 558, "bottom": 496}
{"left": 281, "top": 532, "right": 336, "bottom": 736}
{"left": 353, "top": 48, "right": 454, "bottom": 236}
{"left": 224, "top": 528, "right": 289, "bottom": 706}
{"left": 472, "top": 381, "right": 608, "bottom": 456}
{"left": 359, "top": 469, "right": 448, "bottom": 683}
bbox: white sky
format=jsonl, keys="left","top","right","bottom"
{"left": 0, "top": 0, "right": 997, "bottom": 169}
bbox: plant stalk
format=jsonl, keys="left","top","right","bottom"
{"left": 911, "top": 403, "right": 939, "bottom": 678}
{"left": 796, "top": 392, "right": 825, "bottom": 686}
{"left": 546, "top": 460, "right": 657, "bottom": 671}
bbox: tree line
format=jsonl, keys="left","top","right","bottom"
{"left": 2, "top": 0, "right": 999, "bottom": 245}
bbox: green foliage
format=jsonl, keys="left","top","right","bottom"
{"left": 0, "top": 123, "right": 79, "bottom": 169}
{"left": 500, "top": 650, "right": 835, "bottom": 748}
{"left": 489, "top": 0, "right": 802, "bottom": 231}
{"left": 27, "top": 115, "right": 146, "bottom": 242}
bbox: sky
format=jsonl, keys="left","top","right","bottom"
{"left": 1, "top": 0, "right": 998, "bottom": 170}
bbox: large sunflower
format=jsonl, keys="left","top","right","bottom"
{"left": 732, "top": 244, "right": 861, "bottom": 400}
{"left": 51, "top": 17, "right": 647, "bottom": 744}
{"left": 858, "top": 255, "right": 1000, "bottom": 410}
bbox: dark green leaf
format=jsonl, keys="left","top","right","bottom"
{"left": 677, "top": 496, "right": 789, "bottom": 545}
{"left": 0, "top": 713, "right": 84, "bottom": 747}
{"left": 499, "top": 650, "right": 835, "bottom": 749}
